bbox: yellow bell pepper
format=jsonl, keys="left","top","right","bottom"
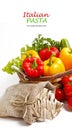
{"left": 59, "top": 47, "right": 72, "bottom": 70}
{"left": 21, "top": 50, "right": 40, "bottom": 60}
{"left": 44, "top": 56, "right": 65, "bottom": 76}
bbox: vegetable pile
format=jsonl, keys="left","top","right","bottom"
{"left": 2, "top": 34, "right": 72, "bottom": 110}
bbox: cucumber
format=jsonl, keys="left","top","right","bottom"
{"left": 60, "top": 38, "right": 70, "bottom": 50}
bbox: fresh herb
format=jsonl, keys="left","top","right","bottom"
{"left": 2, "top": 57, "right": 22, "bottom": 74}
{"left": 21, "top": 34, "right": 61, "bottom": 54}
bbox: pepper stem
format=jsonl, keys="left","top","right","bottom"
{"left": 32, "top": 59, "right": 38, "bottom": 69}
{"left": 25, "top": 53, "right": 32, "bottom": 58}
{"left": 47, "top": 45, "right": 50, "bottom": 51}
{"left": 48, "top": 54, "right": 55, "bottom": 66}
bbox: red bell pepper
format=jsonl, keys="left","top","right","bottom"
{"left": 39, "top": 47, "right": 59, "bottom": 61}
{"left": 22, "top": 57, "right": 44, "bottom": 78}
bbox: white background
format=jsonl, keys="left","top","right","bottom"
{"left": 0, "top": 0, "right": 72, "bottom": 129}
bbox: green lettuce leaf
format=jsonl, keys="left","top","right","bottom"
{"left": 2, "top": 57, "right": 22, "bottom": 74}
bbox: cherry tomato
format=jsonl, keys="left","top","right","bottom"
{"left": 62, "top": 74, "right": 72, "bottom": 86}
{"left": 62, "top": 74, "right": 72, "bottom": 98}
{"left": 68, "top": 97, "right": 72, "bottom": 110}
{"left": 55, "top": 88, "right": 65, "bottom": 101}
{"left": 64, "top": 83, "right": 72, "bottom": 98}
{"left": 39, "top": 47, "right": 59, "bottom": 61}
{"left": 62, "top": 76, "right": 69, "bottom": 86}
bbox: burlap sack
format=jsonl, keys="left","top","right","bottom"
{"left": 0, "top": 82, "right": 63, "bottom": 125}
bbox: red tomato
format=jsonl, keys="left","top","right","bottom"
{"left": 64, "top": 83, "right": 72, "bottom": 97}
{"left": 64, "top": 95, "right": 71, "bottom": 100}
{"left": 62, "top": 76, "right": 69, "bottom": 86}
{"left": 39, "top": 47, "right": 59, "bottom": 61}
{"left": 55, "top": 88, "right": 65, "bottom": 101}
{"left": 62, "top": 74, "right": 72, "bottom": 98}
{"left": 68, "top": 97, "right": 72, "bottom": 110}
{"left": 62, "top": 74, "right": 72, "bottom": 85}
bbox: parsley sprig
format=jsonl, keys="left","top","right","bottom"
{"left": 21, "top": 34, "right": 60, "bottom": 54}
